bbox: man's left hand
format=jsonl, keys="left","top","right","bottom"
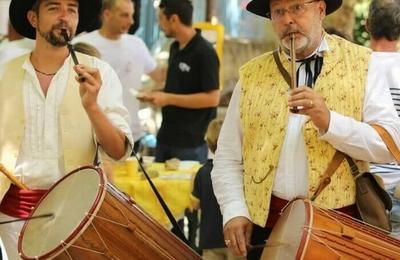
{"left": 139, "top": 91, "right": 170, "bottom": 107}
{"left": 74, "top": 64, "right": 102, "bottom": 111}
{"left": 288, "top": 86, "right": 330, "bottom": 133}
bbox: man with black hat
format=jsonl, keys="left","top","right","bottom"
{"left": 211, "top": 0, "right": 400, "bottom": 258}
{"left": 0, "top": 0, "right": 133, "bottom": 258}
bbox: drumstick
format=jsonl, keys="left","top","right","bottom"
{"left": 290, "top": 33, "right": 299, "bottom": 113}
{"left": 0, "top": 213, "right": 53, "bottom": 225}
{"left": 0, "top": 164, "right": 28, "bottom": 190}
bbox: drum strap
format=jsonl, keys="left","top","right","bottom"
{"left": 310, "top": 151, "right": 345, "bottom": 201}
{"left": 93, "top": 143, "right": 100, "bottom": 166}
{"left": 371, "top": 124, "right": 400, "bottom": 162}
{"left": 132, "top": 153, "right": 189, "bottom": 244}
{"left": 311, "top": 124, "right": 400, "bottom": 201}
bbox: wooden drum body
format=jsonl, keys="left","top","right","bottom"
{"left": 262, "top": 199, "right": 400, "bottom": 260}
{"left": 18, "top": 166, "right": 200, "bottom": 259}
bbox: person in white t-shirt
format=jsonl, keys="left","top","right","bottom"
{"left": 367, "top": 0, "right": 400, "bottom": 238}
{"left": 0, "top": 23, "right": 35, "bottom": 65}
{"left": 74, "top": 0, "right": 165, "bottom": 152}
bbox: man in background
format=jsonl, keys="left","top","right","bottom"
{"left": 75, "top": 0, "right": 165, "bottom": 153}
{"left": 140, "top": 0, "right": 220, "bottom": 249}
{"left": 367, "top": 0, "right": 400, "bottom": 52}
{"left": 0, "top": 23, "right": 35, "bottom": 65}
{"left": 142, "top": 0, "right": 220, "bottom": 164}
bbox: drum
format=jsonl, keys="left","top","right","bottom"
{"left": 18, "top": 166, "right": 200, "bottom": 260}
{"left": 261, "top": 199, "right": 400, "bottom": 259}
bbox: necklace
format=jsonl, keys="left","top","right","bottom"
{"left": 34, "top": 68, "right": 56, "bottom": 76}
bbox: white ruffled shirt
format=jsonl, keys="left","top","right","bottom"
{"left": 0, "top": 55, "right": 133, "bottom": 189}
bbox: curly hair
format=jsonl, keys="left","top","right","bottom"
{"left": 368, "top": 0, "right": 400, "bottom": 41}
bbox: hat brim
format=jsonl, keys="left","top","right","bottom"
{"left": 246, "top": 0, "right": 342, "bottom": 19}
{"left": 9, "top": 0, "right": 101, "bottom": 40}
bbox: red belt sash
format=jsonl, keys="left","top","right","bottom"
{"left": 0, "top": 185, "right": 47, "bottom": 218}
{"left": 266, "top": 195, "right": 360, "bottom": 228}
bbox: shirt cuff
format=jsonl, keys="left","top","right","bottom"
{"left": 222, "top": 201, "right": 252, "bottom": 227}
{"left": 98, "top": 111, "right": 134, "bottom": 162}
{"left": 319, "top": 110, "right": 346, "bottom": 142}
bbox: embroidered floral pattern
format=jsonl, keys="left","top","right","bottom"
{"left": 239, "top": 34, "right": 371, "bottom": 226}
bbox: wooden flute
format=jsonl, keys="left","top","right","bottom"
{"left": 290, "top": 33, "right": 299, "bottom": 113}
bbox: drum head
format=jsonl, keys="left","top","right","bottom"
{"left": 18, "top": 166, "right": 106, "bottom": 259}
{"left": 261, "top": 199, "right": 310, "bottom": 259}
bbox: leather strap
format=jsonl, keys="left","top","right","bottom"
{"left": 311, "top": 151, "right": 345, "bottom": 201}
{"left": 371, "top": 124, "right": 400, "bottom": 163}
{"left": 131, "top": 152, "right": 188, "bottom": 244}
{"left": 273, "top": 50, "right": 291, "bottom": 87}
{"left": 344, "top": 154, "right": 361, "bottom": 178}
{"left": 311, "top": 124, "right": 400, "bottom": 201}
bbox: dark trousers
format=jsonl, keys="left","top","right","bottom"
{"left": 155, "top": 143, "right": 208, "bottom": 164}
{"left": 247, "top": 224, "right": 272, "bottom": 260}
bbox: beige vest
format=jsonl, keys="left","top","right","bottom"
{"left": 0, "top": 53, "right": 96, "bottom": 201}
{"left": 239, "top": 34, "right": 371, "bottom": 226}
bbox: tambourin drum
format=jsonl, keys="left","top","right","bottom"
{"left": 18, "top": 166, "right": 199, "bottom": 259}
{"left": 261, "top": 199, "right": 400, "bottom": 260}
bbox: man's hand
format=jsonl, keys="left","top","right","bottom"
{"left": 288, "top": 86, "right": 331, "bottom": 133}
{"left": 74, "top": 64, "right": 102, "bottom": 111}
{"left": 223, "top": 217, "right": 252, "bottom": 257}
{"left": 138, "top": 91, "right": 170, "bottom": 107}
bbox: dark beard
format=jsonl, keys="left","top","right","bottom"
{"left": 38, "top": 23, "right": 73, "bottom": 47}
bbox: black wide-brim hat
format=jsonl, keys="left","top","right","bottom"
{"left": 9, "top": 0, "right": 102, "bottom": 39}
{"left": 246, "top": 0, "right": 342, "bottom": 18}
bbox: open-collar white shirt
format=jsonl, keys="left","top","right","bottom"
{"left": 0, "top": 55, "right": 133, "bottom": 189}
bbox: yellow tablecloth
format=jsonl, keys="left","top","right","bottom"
{"left": 113, "top": 161, "right": 201, "bottom": 227}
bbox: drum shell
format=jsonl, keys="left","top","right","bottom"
{"left": 19, "top": 166, "right": 200, "bottom": 260}
{"left": 262, "top": 199, "right": 400, "bottom": 260}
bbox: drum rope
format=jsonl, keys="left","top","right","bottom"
{"left": 64, "top": 243, "right": 105, "bottom": 256}
{"left": 86, "top": 213, "right": 129, "bottom": 228}
{"left": 58, "top": 225, "right": 115, "bottom": 258}
{"left": 318, "top": 208, "right": 349, "bottom": 228}
{"left": 320, "top": 207, "right": 384, "bottom": 234}
{"left": 60, "top": 242, "right": 74, "bottom": 260}
{"left": 106, "top": 191, "right": 132, "bottom": 226}
{"left": 318, "top": 207, "right": 398, "bottom": 244}
{"left": 96, "top": 196, "right": 176, "bottom": 260}
{"left": 317, "top": 208, "right": 400, "bottom": 248}
{"left": 91, "top": 222, "right": 121, "bottom": 260}
{"left": 134, "top": 227, "right": 175, "bottom": 259}
{"left": 304, "top": 226, "right": 397, "bottom": 258}
{"left": 307, "top": 230, "right": 343, "bottom": 257}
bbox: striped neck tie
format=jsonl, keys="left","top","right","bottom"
{"left": 296, "top": 55, "right": 323, "bottom": 87}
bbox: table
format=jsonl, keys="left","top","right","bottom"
{"left": 113, "top": 159, "right": 201, "bottom": 227}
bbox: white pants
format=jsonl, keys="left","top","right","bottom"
{"left": 0, "top": 213, "right": 23, "bottom": 260}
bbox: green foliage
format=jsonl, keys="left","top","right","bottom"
{"left": 353, "top": 0, "right": 371, "bottom": 46}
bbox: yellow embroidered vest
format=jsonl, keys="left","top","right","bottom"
{"left": 0, "top": 53, "right": 96, "bottom": 201}
{"left": 239, "top": 34, "right": 371, "bottom": 226}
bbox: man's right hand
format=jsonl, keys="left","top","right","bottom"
{"left": 223, "top": 216, "right": 253, "bottom": 257}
